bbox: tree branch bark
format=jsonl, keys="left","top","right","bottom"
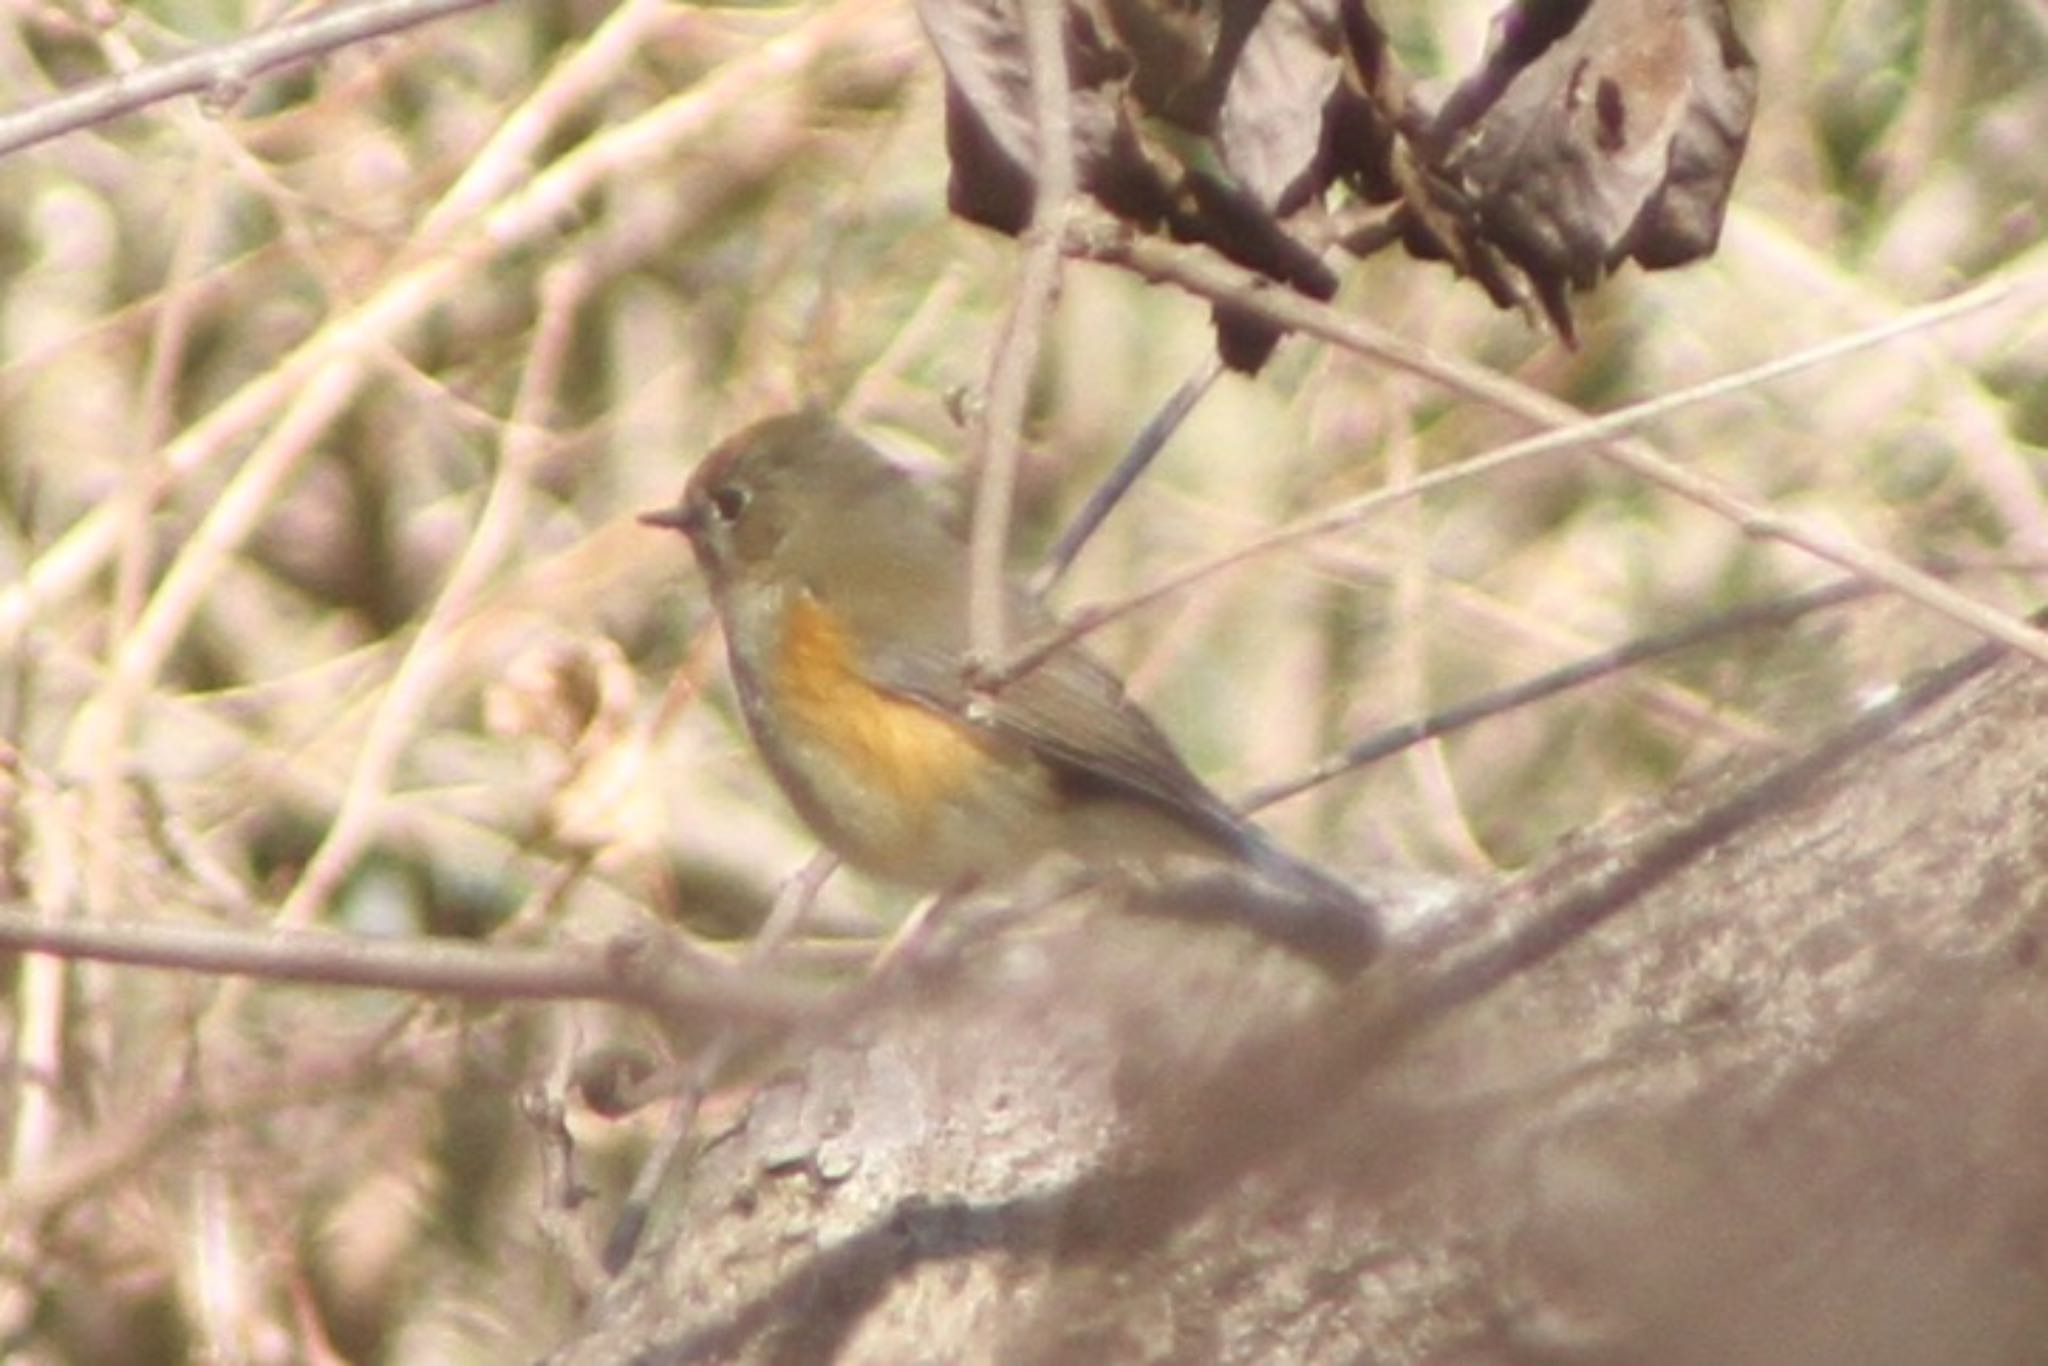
{"left": 550, "top": 634, "right": 2048, "bottom": 1363}
{"left": 0, "top": 0, "right": 502, "bottom": 161}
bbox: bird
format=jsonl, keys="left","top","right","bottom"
{"left": 640, "top": 408, "right": 1380, "bottom": 973}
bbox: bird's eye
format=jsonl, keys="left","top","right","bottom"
{"left": 708, "top": 485, "right": 749, "bottom": 523}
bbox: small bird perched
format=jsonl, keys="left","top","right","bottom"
{"left": 641, "top": 408, "right": 1380, "bottom": 973}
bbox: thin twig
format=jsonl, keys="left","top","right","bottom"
{"left": 844, "top": 267, "right": 970, "bottom": 421}
{"left": 991, "top": 238, "right": 2045, "bottom": 686}
{"left": 1309, "top": 543, "right": 1782, "bottom": 752}
{"left": 270, "top": 261, "right": 585, "bottom": 931}
{"left": 84, "top": 143, "right": 226, "bottom": 908}
{"left": 600, "top": 847, "right": 838, "bottom": 1273}
{"left": 0, "top": 0, "right": 503, "bottom": 160}
{"left": 1240, "top": 577, "right": 1880, "bottom": 812}
{"left": 6, "top": 786, "right": 76, "bottom": 1191}
{"left": 0, "top": 905, "right": 820, "bottom": 1024}
{"left": 1031, "top": 355, "right": 1225, "bottom": 594}
{"left": 1381, "top": 409, "right": 1492, "bottom": 866}
{"left": 520, "top": 1081, "right": 609, "bottom": 1298}
{"left": 749, "top": 849, "right": 841, "bottom": 958}
{"left": 600, "top": 1031, "right": 738, "bottom": 1274}
{"left": 416, "top": 0, "right": 671, "bottom": 241}
{"left": 62, "top": 358, "right": 366, "bottom": 771}
{"left": 967, "top": 0, "right": 1075, "bottom": 665}
{"left": 0, "top": 1012, "right": 418, "bottom": 1228}
{"left": 0, "top": 0, "right": 878, "bottom": 656}
{"left": 1412, "top": 614, "right": 2025, "bottom": 1020}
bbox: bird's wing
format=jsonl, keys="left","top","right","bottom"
{"left": 861, "top": 626, "right": 1252, "bottom": 857}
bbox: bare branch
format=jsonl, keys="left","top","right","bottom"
{"left": 967, "top": 0, "right": 1076, "bottom": 665}
{"left": 0, "top": 906, "right": 821, "bottom": 1025}
{"left": 1031, "top": 355, "right": 1223, "bottom": 593}
{"left": 269, "top": 263, "right": 586, "bottom": 932}
{"left": 0, "top": 0, "right": 503, "bottom": 161}
{"left": 0, "top": 0, "right": 879, "bottom": 656}
{"left": 982, "top": 224, "right": 2047, "bottom": 684}
{"left": 1240, "top": 577, "right": 1879, "bottom": 812}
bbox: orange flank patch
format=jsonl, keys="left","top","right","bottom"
{"left": 773, "top": 594, "right": 993, "bottom": 812}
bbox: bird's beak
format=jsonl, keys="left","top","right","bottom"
{"left": 638, "top": 503, "right": 700, "bottom": 536}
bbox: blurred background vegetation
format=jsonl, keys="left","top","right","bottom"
{"left": 0, "top": 0, "right": 2044, "bottom": 1359}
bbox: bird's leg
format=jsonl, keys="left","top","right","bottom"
{"left": 869, "top": 878, "right": 979, "bottom": 977}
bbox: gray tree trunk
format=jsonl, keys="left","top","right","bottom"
{"left": 550, "top": 637, "right": 2048, "bottom": 1365}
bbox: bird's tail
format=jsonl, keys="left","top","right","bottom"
{"left": 1134, "top": 824, "right": 1382, "bottom": 977}
{"left": 1235, "top": 830, "right": 1383, "bottom": 975}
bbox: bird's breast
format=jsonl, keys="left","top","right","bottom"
{"left": 770, "top": 592, "right": 994, "bottom": 812}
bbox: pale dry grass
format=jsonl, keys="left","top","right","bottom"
{"left": 0, "top": 0, "right": 2044, "bottom": 1359}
